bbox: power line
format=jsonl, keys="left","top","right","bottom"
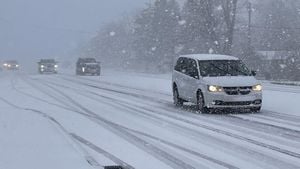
{"left": 235, "top": 25, "right": 300, "bottom": 31}
{"left": 250, "top": 25, "right": 300, "bottom": 31}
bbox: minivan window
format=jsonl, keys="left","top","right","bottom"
{"left": 186, "top": 59, "right": 199, "bottom": 79}
{"left": 79, "top": 58, "right": 97, "bottom": 63}
{"left": 198, "top": 60, "right": 252, "bottom": 77}
{"left": 175, "top": 57, "right": 188, "bottom": 73}
{"left": 175, "top": 58, "right": 183, "bottom": 72}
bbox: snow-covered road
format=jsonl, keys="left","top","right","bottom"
{"left": 1, "top": 70, "right": 300, "bottom": 169}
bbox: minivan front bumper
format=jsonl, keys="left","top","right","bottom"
{"left": 204, "top": 91, "right": 262, "bottom": 109}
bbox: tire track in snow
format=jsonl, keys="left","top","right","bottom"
{"left": 10, "top": 77, "right": 78, "bottom": 113}
{"left": 74, "top": 90, "right": 242, "bottom": 169}
{"left": 10, "top": 77, "right": 137, "bottom": 169}
{"left": 71, "top": 133, "right": 135, "bottom": 169}
{"left": 38, "top": 78, "right": 300, "bottom": 169}
{"left": 55, "top": 76, "right": 300, "bottom": 140}
{"left": 119, "top": 125, "right": 239, "bottom": 169}
{"left": 0, "top": 97, "right": 104, "bottom": 169}
{"left": 57, "top": 75, "right": 171, "bottom": 103}
{"left": 18, "top": 76, "right": 240, "bottom": 169}
{"left": 61, "top": 75, "right": 172, "bottom": 97}
{"left": 22, "top": 77, "right": 80, "bottom": 111}
{"left": 58, "top": 75, "right": 300, "bottom": 130}
{"left": 75, "top": 88, "right": 300, "bottom": 160}
{"left": 229, "top": 114, "right": 300, "bottom": 131}
{"left": 254, "top": 110, "right": 300, "bottom": 124}
{"left": 25, "top": 78, "right": 197, "bottom": 169}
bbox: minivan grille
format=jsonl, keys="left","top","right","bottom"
{"left": 217, "top": 101, "right": 253, "bottom": 106}
{"left": 223, "top": 86, "right": 252, "bottom": 95}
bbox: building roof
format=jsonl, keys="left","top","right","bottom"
{"left": 180, "top": 54, "right": 239, "bottom": 61}
{"left": 256, "top": 51, "right": 291, "bottom": 60}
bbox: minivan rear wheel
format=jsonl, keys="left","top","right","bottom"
{"left": 197, "top": 92, "right": 210, "bottom": 113}
{"left": 173, "top": 88, "right": 183, "bottom": 107}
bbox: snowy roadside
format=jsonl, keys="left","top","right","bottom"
{"left": 0, "top": 72, "right": 94, "bottom": 169}
{"left": 0, "top": 106, "right": 93, "bottom": 169}
{"left": 271, "top": 81, "right": 300, "bottom": 86}
{"left": 263, "top": 80, "right": 300, "bottom": 86}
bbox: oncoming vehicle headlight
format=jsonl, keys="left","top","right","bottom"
{"left": 208, "top": 85, "right": 223, "bottom": 92}
{"left": 54, "top": 65, "right": 58, "bottom": 68}
{"left": 40, "top": 65, "right": 45, "bottom": 68}
{"left": 82, "top": 67, "right": 85, "bottom": 72}
{"left": 252, "top": 84, "right": 262, "bottom": 91}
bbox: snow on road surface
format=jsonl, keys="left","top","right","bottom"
{"left": 0, "top": 70, "right": 300, "bottom": 169}
{"left": 0, "top": 106, "right": 94, "bottom": 169}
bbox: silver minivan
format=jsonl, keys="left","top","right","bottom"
{"left": 172, "top": 54, "right": 262, "bottom": 113}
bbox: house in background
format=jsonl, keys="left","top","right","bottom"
{"left": 253, "top": 50, "right": 299, "bottom": 80}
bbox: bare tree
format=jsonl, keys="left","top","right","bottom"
{"left": 222, "top": 0, "right": 238, "bottom": 55}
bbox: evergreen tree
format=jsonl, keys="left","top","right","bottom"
{"left": 255, "top": 0, "right": 300, "bottom": 51}
{"left": 83, "top": 19, "right": 135, "bottom": 69}
{"left": 180, "top": 0, "right": 238, "bottom": 55}
{"left": 134, "top": 0, "right": 180, "bottom": 72}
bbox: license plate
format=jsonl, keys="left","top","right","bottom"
{"left": 231, "top": 96, "right": 255, "bottom": 101}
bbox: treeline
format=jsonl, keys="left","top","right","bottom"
{"left": 81, "top": 0, "right": 300, "bottom": 80}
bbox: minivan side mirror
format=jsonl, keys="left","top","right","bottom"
{"left": 251, "top": 70, "right": 257, "bottom": 76}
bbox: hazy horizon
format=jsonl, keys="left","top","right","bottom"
{"left": 0, "top": 0, "right": 149, "bottom": 71}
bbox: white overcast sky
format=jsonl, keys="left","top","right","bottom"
{"left": 0, "top": 0, "right": 149, "bottom": 64}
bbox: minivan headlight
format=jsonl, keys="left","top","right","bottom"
{"left": 208, "top": 85, "right": 223, "bottom": 92}
{"left": 252, "top": 84, "right": 262, "bottom": 91}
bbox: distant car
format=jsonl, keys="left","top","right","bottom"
{"left": 38, "top": 59, "right": 58, "bottom": 74}
{"left": 3, "top": 60, "right": 19, "bottom": 70}
{"left": 172, "top": 54, "right": 262, "bottom": 113}
{"left": 76, "top": 58, "right": 100, "bottom": 76}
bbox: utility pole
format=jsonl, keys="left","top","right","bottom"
{"left": 247, "top": 1, "right": 252, "bottom": 52}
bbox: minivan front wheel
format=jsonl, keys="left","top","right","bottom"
{"left": 173, "top": 88, "right": 184, "bottom": 107}
{"left": 197, "top": 92, "right": 210, "bottom": 113}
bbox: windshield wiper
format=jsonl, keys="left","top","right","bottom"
{"left": 209, "top": 63, "right": 232, "bottom": 76}
{"left": 229, "top": 65, "right": 249, "bottom": 76}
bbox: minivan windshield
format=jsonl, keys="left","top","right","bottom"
{"left": 82, "top": 58, "right": 97, "bottom": 63}
{"left": 198, "top": 60, "right": 252, "bottom": 77}
{"left": 40, "top": 59, "right": 56, "bottom": 63}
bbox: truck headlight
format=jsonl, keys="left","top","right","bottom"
{"left": 40, "top": 65, "right": 45, "bottom": 68}
{"left": 82, "top": 67, "right": 85, "bottom": 72}
{"left": 252, "top": 84, "right": 262, "bottom": 91}
{"left": 54, "top": 65, "right": 58, "bottom": 68}
{"left": 208, "top": 85, "right": 223, "bottom": 92}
